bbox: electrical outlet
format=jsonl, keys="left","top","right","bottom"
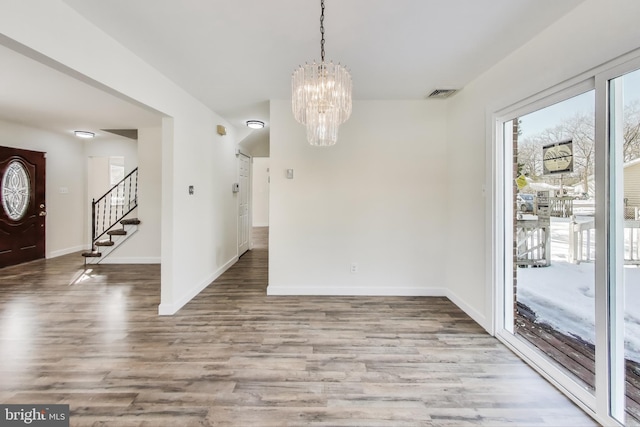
{"left": 350, "top": 263, "right": 358, "bottom": 273}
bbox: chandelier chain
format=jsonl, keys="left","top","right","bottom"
{"left": 320, "top": 0, "right": 325, "bottom": 62}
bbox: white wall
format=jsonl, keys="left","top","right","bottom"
{"left": 103, "top": 127, "right": 162, "bottom": 263}
{"left": 249, "top": 140, "right": 270, "bottom": 158}
{"left": 87, "top": 157, "right": 110, "bottom": 202}
{"left": 268, "top": 99, "right": 449, "bottom": 296}
{"left": 0, "top": 1, "right": 239, "bottom": 314}
{"left": 446, "top": 0, "right": 640, "bottom": 331}
{"left": 0, "top": 119, "right": 85, "bottom": 257}
{"left": 85, "top": 136, "right": 138, "bottom": 211}
{"left": 84, "top": 136, "right": 138, "bottom": 176}
{"left": 252, "top": 157, "right": 270, "bottom": 227}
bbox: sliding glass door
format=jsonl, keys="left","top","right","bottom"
{"left": 495, "top": 56, "right": 640, "bottom": 425}
{"left": 501, "top": 88, "right": 598, "bottom": 398}
{"left": 607, "top": 67, "right": 640, "bottom": 426}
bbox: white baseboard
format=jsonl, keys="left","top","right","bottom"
{"left": 266, "top": 284, "right": 447, "bottom": 297}
{"left": 158, "top": 256, "right": 238, "bottom": 315}
{"left": 100, "top": 257, "right": 160, "bottom": 264}
{"left": 47, "top": 245, "right": 85, "bottom": 259}
{"left": 445, "top": 288, "right": 489, "bottom": 332}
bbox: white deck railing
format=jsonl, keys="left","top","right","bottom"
{"left": 516, "top": 219, "right": 551, "bottom": 267}
{"left": 569, "top": 217, "right": 640, "bottom": 265}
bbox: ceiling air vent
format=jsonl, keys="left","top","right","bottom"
{"left": 427, "top": 89, "right": 458, "bottom": 99}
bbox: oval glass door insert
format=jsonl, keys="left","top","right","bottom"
{"left": 2, "top": 160, "right": 30, "bottom": 220}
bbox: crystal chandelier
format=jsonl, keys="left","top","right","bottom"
{"left": 291, "top": 0, "right": 352, "bottom": 147}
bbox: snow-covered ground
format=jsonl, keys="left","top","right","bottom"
{"left": 517, "top": 216, "right": 640, "bottom": 363}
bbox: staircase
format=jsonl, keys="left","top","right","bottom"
{"left": 82, "top": 168, "right": 140, "bottom": 264}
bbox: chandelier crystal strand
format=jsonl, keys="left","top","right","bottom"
{"left": 291, "top": 0, "right": 352, "bottom": 146}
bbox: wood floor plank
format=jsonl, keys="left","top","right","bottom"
{"left": 0, "top": 227, "right": 596, "bottom": 426}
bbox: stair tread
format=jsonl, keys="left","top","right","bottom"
{"left": 120, "top": 218, "right": 141, "bottom": 225}
{"left": 81, "top": 251, "right": 102, "bottom": 257}
{"left": 82, "top": 217, "right": 140, "bottom": 260}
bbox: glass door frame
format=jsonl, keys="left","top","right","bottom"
{"left": 594, "top": 55, "right": 640, "bottom": 424}
{"left": 490, "top": 49, "right": 640, "bottom": 426}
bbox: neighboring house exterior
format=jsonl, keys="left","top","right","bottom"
{"left": 625, "top": 158, "right": 640, "bottom": 209}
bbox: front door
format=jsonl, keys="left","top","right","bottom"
{"left": 0, "top": 146, "right": 46, "bottom": 268}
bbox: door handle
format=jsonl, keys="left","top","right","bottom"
{"left": 39, "top": 211, "right": 47, "bottom": 216}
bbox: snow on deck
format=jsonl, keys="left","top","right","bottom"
{"left": 517, "top": 216, "right": 640, "bottom": 363}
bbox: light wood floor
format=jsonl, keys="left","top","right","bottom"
{"left": 0, "top": 228, "right": 596, "bottom": 426}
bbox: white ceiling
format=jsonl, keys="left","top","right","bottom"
{"left": 0, "top": 42, "right": 162, "bottom": 139}
{"left": 0, "top": 0, "right": 584, "bottom": 146}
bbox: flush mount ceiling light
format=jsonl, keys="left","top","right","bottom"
{"left": 74, "top": 131, "right": 95, "bottom": 139}
{"left": 291, "top": 0, "right": 352, "bottom": 147}
{"left": 246, "top": 120, "right": 265, "bottom": 129}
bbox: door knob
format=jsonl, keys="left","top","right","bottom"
{"left": 40, "top": 204, "right": 45, "bottom": 208}
{"left": 39, "top": 211, "right": 47, "bottom": 216}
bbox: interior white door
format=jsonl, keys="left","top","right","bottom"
{"left": 238, "top": 153, "right": 250, "bottom": 256}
